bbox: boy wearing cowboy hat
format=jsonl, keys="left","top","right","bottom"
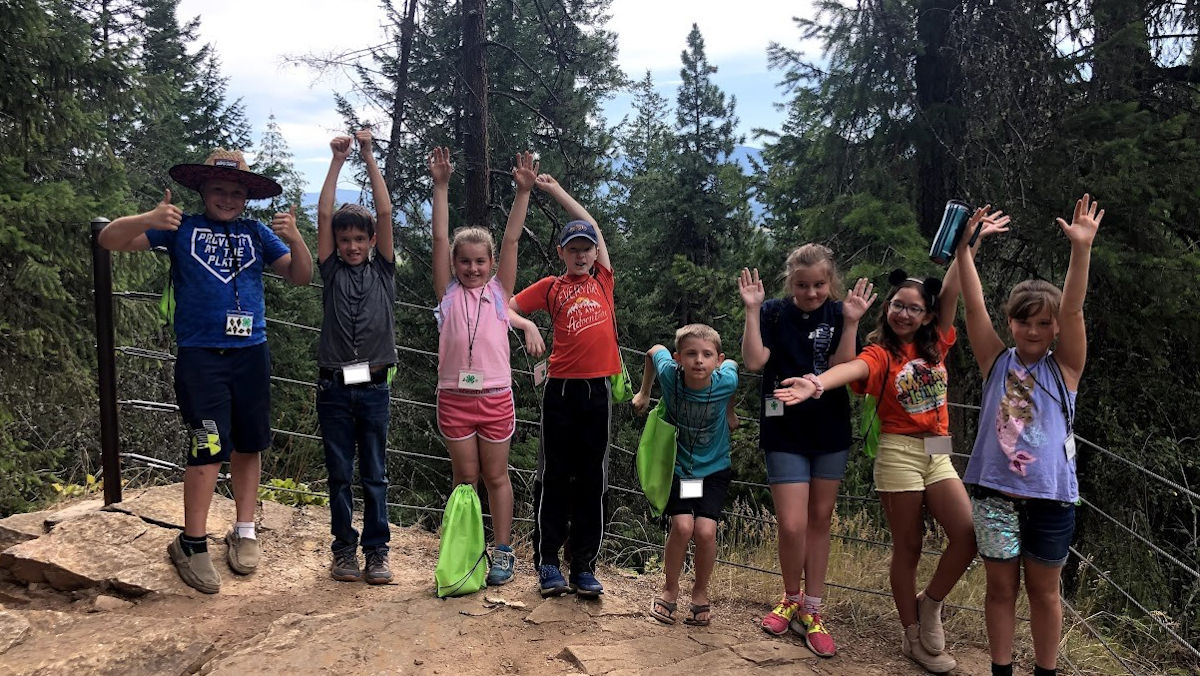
{"left": 99, "top": 149, "right": 313, "bottom": 594}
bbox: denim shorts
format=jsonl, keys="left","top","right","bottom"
{"left": 764, "top": 449, "right": 850, "bottom": 484}
{"left": 970, "top": 485, "right": 1075, "bottom": 567}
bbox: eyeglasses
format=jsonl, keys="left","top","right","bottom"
{"left": 888, "top": 301, "right": 927, "bottom": 317}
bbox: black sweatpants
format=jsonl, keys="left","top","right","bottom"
{"left": 533, "top": 377, "right": 611, "bottom": 573}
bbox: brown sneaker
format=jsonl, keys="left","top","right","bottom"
{"left": 168, "top": 535, "right": 221, "bottom": 594}
{"left": 364, "top": 549, "right": 393, "bottom": 585}
{"left": 916, "top": 591, "right": 945, "bottom": 654}
{"left": 224, "top": 530, "right": 260, "bottom": 575}
{"left": 331, "top": 548, "right": 362, "bottom": 582}
{"left": 902, "top": 623, "right": 956, "bottom": 673}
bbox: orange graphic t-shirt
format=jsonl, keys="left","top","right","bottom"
{"left": 850, "top": 327, "right": 956, "bottom": 436}
{"left": 513, "top": 263, "right": 620, "bottom": 378}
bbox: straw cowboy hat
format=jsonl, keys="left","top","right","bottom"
{"left": 168, "top": 149, "right": 283, "bottom": 200}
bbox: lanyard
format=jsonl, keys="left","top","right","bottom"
{"left": 1014, "top": 351, "right": 1074, "bottom": 430}
{"left": 673, "top": 374, "right": 713, "bottom": 478}
{"left": 221, "top": 223, "right": 244, "bottom": 311}
{"left": 463, "top": 285, "right": 486, "bottom": 369}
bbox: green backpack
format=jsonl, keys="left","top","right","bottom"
{"left": 435, "top": 483, "right": 488, "bottom": 598}
{"left": 636, "top": 399, "right": 678, "bottom": 516}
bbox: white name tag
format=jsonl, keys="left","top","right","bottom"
{"left": 342, "top": 362, "right": 371, "bottom": 385}
{"left": 533, "top": 360, "right": 548, "bottom": 387}
{"left": 764, "top": 398, "right": 784, "bottom": 417}
{"left": 1064, "top": 434, "right": 1076, "bottom": 461}
{"left": 458, "top": 370, "right": 485, "bottom": 391}
{"left": 224, "top": 311, "right": 253, "bottom": 337}
{"left": 924, "top": 435, "right": 953, "bottom": 455}
{"left": 679, "top": 478, "right": 704, "bottom": 499}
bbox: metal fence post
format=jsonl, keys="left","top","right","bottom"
{"left": 90, "top": 217, "right": 122, "bottom": 505}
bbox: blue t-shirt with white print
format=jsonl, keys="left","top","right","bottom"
{"left": 653, "top": 349, "right": 739, "bottom": 479}
{"left": 146, "top": 213, "right": 290, "bottom": 348}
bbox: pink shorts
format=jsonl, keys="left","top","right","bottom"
{"left": 436, "top": 388, "right": 515, "bottom": 443}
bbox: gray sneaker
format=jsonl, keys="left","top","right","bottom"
{"left": 224, "top": 530, "right": 260, "bottom": 575}
{"left": 364, "top": 549, "right": 392, "bottom": 585}
{"left": 331, "top": 548, "right": 362, "bottom": 582}
{"left": 168, "top": 535, "right": 221, "bottom": 594}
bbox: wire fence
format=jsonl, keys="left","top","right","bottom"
{"left": 100, "top": 268, "right": 1200, "bottom": 675}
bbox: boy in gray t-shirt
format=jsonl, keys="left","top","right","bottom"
{"left": 315, "top": 129, "right": 397, "bottom": 584}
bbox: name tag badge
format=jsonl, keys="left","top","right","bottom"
{"left": 679, "top": 478, "right": 704, "bottom": 499}
{"left": 458, "top": 370, "right": 485, "bottom": 391}
{"left": 1064, "top": 434, "right": 1077, "bottom": 461}
{"left": 924, "top": 436, "right": 953, "bottom": 455}
{"left": 533, "top": 360, "right": 548, "bottom": 387}
{"left": 764, "top": 397, "right": 784, "bottom": 417}
{"left": 342, "top": 362, "right": 371, "bottom": 385}
{"left": 224, "top": 311, "right": 253, "bottom": 337}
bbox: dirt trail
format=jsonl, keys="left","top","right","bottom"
{"left": 0, "top": 485, "right": 991, "bottom": 674}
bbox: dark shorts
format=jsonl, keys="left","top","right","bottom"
{"left": 174, "top": 343, "right": 272, "bottom": 466}
{"left": 664, "top": 468, "right": 733, "bottom": 521}
{"left": 970, "top": 485, "right": 1076, "bottom": 567}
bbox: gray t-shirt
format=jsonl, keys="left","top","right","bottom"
{"left": 317, "top": 253, "right": 397, "bottom": 369}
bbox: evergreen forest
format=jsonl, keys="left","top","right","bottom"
{"left": 1, "top": 0, "right": 1198, "bottom": 670}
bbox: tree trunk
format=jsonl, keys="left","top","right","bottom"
{"left": 462, "top": 0, "right": 490, "bottom": 226}
{"left": 913, "top": 0, "right": 964, "bottom": 237}
{"left": 383, "top": 0, "right": 419, "bottom": 193}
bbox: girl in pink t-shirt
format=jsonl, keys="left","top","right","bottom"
{"left": 429, "top": 148, "right": 545, "bottom": 586}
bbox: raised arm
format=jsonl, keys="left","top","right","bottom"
{"left": 97, "top": 189, "right": 182, "bottom": 251}
{"left": 937, "top": 205, "right": 1009, "bottom": 333}
{"left": 497, "top": 152, "right": 537, "bottom": 296}
{"left": 429, "top": 147, "right": 453, "bottom": 301}
{"left": 317, "top": 136, "right": 352, "bottom": 263}
{"left": 269, "top": 204, "right": 313, "bottom": 285}
{"left": 536, "top": 173, "right": 610, "bottom": 270}
{"left": 1053, "top": 194, "right": 1102, "bottom": 388}
{"left": 833, "top": 278, "right": 876, "bottom": 365}
{"left": 357, "top": 129, "right": 393, "bottom": 262}
{"left": 955, "top": 216, "right": 1008, "bottom": 376}
{"left": 738, "top": 268, "right": 770, "bottom": 371}
{"left": 632, "top": 344, "right": 669, "bottom": 415}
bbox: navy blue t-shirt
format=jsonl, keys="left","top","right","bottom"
{"left": 758, "top": 298, "right": 855, "bottom": 455}
{"left": 147, "top": 213, "right": 289, "bottom": 348}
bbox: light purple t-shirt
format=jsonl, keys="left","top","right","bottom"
{"left": 964, "top": 348, "right": 1079, "bottom": 502}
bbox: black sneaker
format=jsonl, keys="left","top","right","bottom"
{"left": 331, "top": 548, "right": 362, "bottom": 582}
{"left": 569, "top": 571, "right": 604, "bottom": 598}
{"left": 364, "top": 549, "right": 392, "bottom": 585}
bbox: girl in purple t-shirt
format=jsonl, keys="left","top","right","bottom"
{"left": 958, "top": 194, "right": 1103, "bottom": 676}
{"left": 429, "top": 148, "right": 545, "bottom": 587}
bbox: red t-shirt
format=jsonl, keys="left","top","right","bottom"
{"left": 513, "top": 263, "right": 620, "bottom": 378}
{"left": 850, "top": 327, "right": 956, "bottom": 436}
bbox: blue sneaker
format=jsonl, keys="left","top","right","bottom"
{"left": 537, "top": 565, "right": 570, "bottom": 597}
{"left": 487, "top": 545, "right": 516, "bottom": 586}
{"left": 569, "top": 571, "right": 603, "bottom": 598}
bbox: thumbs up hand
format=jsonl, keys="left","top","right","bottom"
{"left": 271, "top": 204, "right": 301, "bottom": 243}
{"left": 149, "top": 189, "right": 183, "bottom": 230}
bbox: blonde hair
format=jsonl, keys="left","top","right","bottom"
{"left": 1005, "top": 279, "right": 1062, "bottom": 320}
{"left": 674, "top": 323, "right": 722, "bottom": 352}
{"left": 450, "top": 226, "right": 495, "bottom": 260}
{"left": 781, "top": 243, "right": 844, "bottom": 299}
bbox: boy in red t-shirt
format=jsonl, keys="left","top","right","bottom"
{"left": 510, "top": 174, "right": 618, "bottom": 598}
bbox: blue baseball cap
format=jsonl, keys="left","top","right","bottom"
{"left": 558, "top": 220, "right": 598, "bottom": 247}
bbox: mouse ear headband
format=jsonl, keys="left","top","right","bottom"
{"left": 888, "top": 269, "right": 942, "bottom": 307}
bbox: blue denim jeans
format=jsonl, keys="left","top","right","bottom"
{"left": 317, "top": 379, "right": 391, "bottom": 554}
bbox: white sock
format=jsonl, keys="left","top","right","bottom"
{"left": 235, "top": 521, "right": 256, "bottom": 539}
{"left": 803, "top": 594, "right": 822, "bottom": 614}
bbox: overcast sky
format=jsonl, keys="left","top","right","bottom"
{"left": 176, "top": 0, "right": 818, "bottom": 192}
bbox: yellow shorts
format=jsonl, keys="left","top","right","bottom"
{"left": 874, "top": 433, "right": 961, "bottom": 493}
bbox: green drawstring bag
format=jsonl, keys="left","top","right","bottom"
{"left": 609, "top": 363, "right": 634, "bottom": 403}
{"left": 636, "top": 399, "right": 678, "bottom": 516}
{"left": 859, "top": 393, "right": 882, "bottom": 459}
{"left": 435, "top": 483, "right": 488, "bottom": 598}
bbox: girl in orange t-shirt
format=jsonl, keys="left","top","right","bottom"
{"left": 774, "top": 207, "right": 1010, "bottom": 673}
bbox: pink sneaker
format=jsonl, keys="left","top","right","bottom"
{"left": 792, "top": 611, "right": 837, "bottom": 657}
{"left": 761, "top": 597, "right": 801, "bottom": 636}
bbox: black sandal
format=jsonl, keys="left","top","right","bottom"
{"left": 684, "top": 603, "right": 711, "bottom": 626}
{"left": 650, "top": 596, "right": 678, "bottom": 624}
